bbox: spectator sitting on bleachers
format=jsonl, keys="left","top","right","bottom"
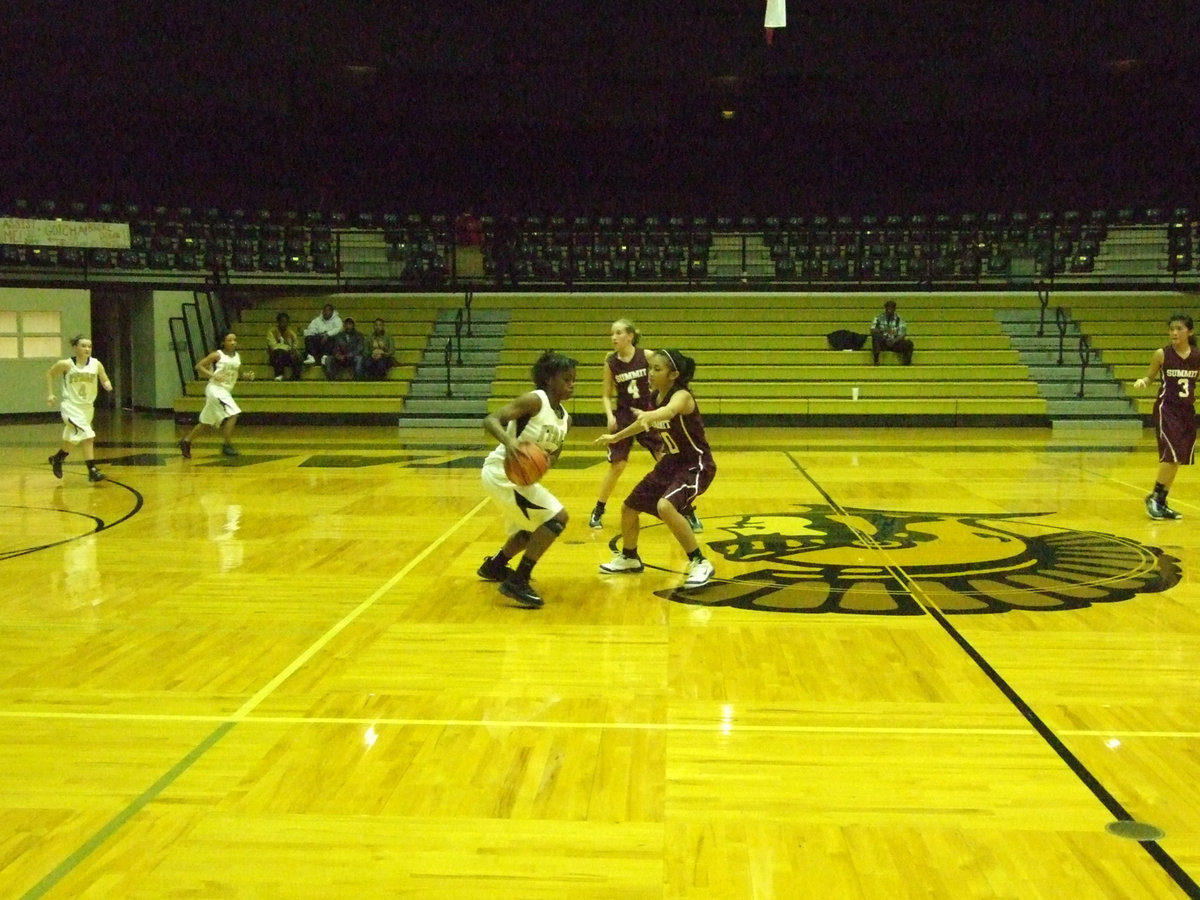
{"left": 267, "top": 312, "right": 303, "bottom": 381}
{"left": 870, "top": 300, "right": 914, "bottom": 365}
{"left": 302, "top": 303, "right": 342, "bottom": 365}
{"left": 325, "top": 316, "right": 366, "bottom": 380}
{"left": 362, "top": 317, "right": 396, "bottom": 380}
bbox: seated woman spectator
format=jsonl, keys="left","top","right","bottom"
{"left": 363, "top": 318, "right": 397, "bottom": 380}
{"left": 267, "top": 312, "right": 303, "bottom": 381}
{"left": 325, "top": 316, "right": 366, "bottom": 380}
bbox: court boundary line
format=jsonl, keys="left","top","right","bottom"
{"left": 17, "top": 497, "right": 489, "bottom": 900}
{"left": 784, "top": 450, "right": 1199, "bottom": 897}
{"left": 2, "top": 708, "right": 1199, "bottom": 740}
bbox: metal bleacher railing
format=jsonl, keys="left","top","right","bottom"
{"left": 1, "top": 201, "right": 1197, "bottom": 291}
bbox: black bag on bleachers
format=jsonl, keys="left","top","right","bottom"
{"left": 827, "top": 329, "right": 868, "bottom": 351}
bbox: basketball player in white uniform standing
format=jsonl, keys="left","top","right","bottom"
{"left": 477, "top": 350, "right": 577, "bottom": 609}
{"left": 180, "top": 332, "right": 254, "bottom": 459}
{"left": 46, "top": 335, "right": 113, "bottom": 482}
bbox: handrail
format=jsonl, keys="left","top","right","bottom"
{"left": 189, "top": 290, "right": 210, "bottom": 354}
{"left": 453, "top": 309, "right": 464, "bottom": 366}
{"left": 202, "top": 287, "right": 226, "bottom": 344}
{"left": 443, "top": 338, "right": 453, "bottom": 398}
{"left": 1077, "top": 334, "right": 1093, "bottom": 398}
{"left": 1054, "top": 306, "right": 1069, "bottom": 365}
{"left": 1036, "top": 283, "right": 1050, "bottom": 337}
{"left": 168, "top": 315, "right": 194, "bottom": 392}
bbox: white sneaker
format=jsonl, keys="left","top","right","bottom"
{"left": 320, "top": 355, "right": 329, "bottom": 366}
{"left": 303, "top": 354, "right": 316, "bottom": 364}
{"left": 683, "top": 557, "right": 714, "bottom": 589}
{"left": 599, "top": 553, "right": 644, "bottom": 573}
{"left": 274, "top": 374, "right": 284, "bottom": 381}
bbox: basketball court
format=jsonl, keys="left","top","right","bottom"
{"left": 1, "top": 412, "right": 1197, "bottom": 897}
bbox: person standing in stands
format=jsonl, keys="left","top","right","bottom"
{"left": 870, "top": 300, "right": 914, "bottom": 365}
{"left": 267, "top": 311, "right": 303, "bottom": 381}
{"left": 302, "top": 303, "right": 342, "bottom": 365}
{"left": 589, "top": 319, "right": 703, "bottom": 533}
{"left": 1135, "top": 312, "right": 1200, "bottom": 519}
{"left": 455, "top": 209, "right": 483, "bottom": 246}
{"left": 490, "top": 216, "right": 521, "bottom": 289}
{"left": 46, "top": 335, "right": 113, "bottom": 482}
{"left": 180, "top": 332, "right": 254, "bottom": 459}
{"left": 595, "top": 349, "right": 716, "bottom": 590}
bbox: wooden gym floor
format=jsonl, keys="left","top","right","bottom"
{"left": 1, "top": 412, "right": 1198, "bottom": 898}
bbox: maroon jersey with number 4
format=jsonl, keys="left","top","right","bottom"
{"left": 608, "top": 347, "right": 654, "bottom": 413}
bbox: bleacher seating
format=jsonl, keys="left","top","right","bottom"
{"left": 477, "top": 292, "right": 1050, "bottom": 423}
{"left": 171, "top": 294, "right": 448, "bottom": 419}
{"left": 1, "top": 199, "right": 1197, "bottom": 287}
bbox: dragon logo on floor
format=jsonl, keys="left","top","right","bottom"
{"left": 658, "top": 507, "right": 1180, "bottom": 615}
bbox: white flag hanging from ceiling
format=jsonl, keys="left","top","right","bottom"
{"left": 765, "top": 0, "right": 785, "bottom": 44}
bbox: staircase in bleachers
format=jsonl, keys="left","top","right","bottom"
{"left": 995, "top": 309, "right": 1138, "bottom": 424}
{"left": 708, "top": 233, "right": 772, "bottom": 280}
{"left": 1064, "top": 293, "right": 1198, "bottom": 423}
{"left": 397, "top": 308, "right": 504, "bottom": 427}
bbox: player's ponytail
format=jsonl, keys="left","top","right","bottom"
{"left": 613, "top": 318, "right": 640, "bottom": 345}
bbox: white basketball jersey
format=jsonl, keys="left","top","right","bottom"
{"left": 61, "top": 358, "right": 100, "bottom": 406}
{"left": 485, "top": 389, "right": 569, "bottom": 465}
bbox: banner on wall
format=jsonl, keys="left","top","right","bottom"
{"left": 0, "top": 217, "right": 131, "bottom": 249}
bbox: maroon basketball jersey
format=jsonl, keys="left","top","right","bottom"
{"left": 1156, "top": 344, "right": 1200, "bottom": 410}
{"left": 650, "top": 391, "right": 714, "bottom": 470}
{"left": 608, "top": 347, "right": 654, "bottom": 412}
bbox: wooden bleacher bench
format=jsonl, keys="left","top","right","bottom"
{"left": 477, "top": 291, "right": 1050, "bottom": 423}
{"left": 174, "top": 293, "right": 449, "bottom": 419}
{"left": 174, "top": 289, "right": 1189, "bottom": 424}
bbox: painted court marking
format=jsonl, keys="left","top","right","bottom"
{"left": 18, "top": 497, "right": 489, "bottom": 900}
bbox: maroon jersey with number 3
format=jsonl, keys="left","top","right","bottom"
{"left": 1154, "top": 343, "right": 1200, "bottom": 464}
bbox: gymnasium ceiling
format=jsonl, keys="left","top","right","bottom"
{"left": 4, "top": 2, "right": 1197, "bottom": 212}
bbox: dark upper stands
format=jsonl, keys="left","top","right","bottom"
{"left": 0, "top": 200, "right": 1196, "bottom": 287}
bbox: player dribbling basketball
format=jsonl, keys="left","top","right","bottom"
{"left": 478, "top": 350, "right": 577, "bottom": 608}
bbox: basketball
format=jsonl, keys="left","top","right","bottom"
{"left": 504, "top": 443, "right": 549, "bottom": 486}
